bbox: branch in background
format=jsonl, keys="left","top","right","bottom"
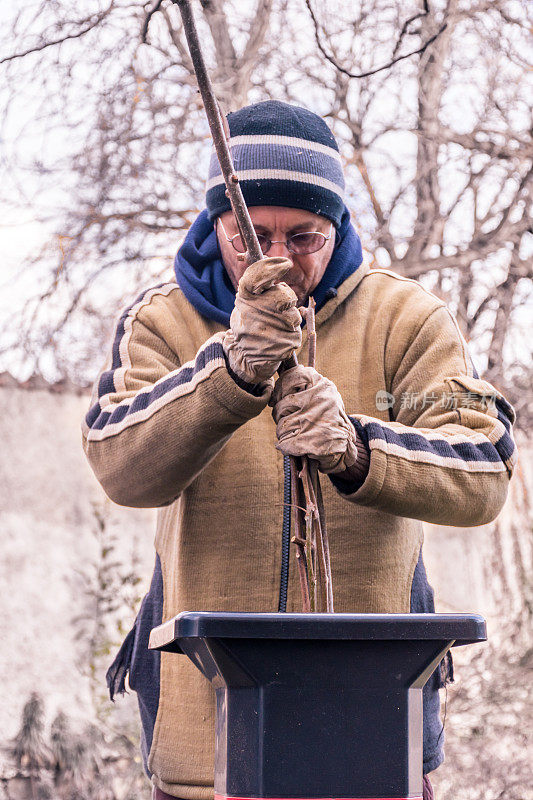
{"left": 0, "top": 7, "right": 112, "bottom": 64}
{"left": 231, "top": 0, "right": 274, "bottom": 107}
{"left": 240, "top": 0, "right": 274, "bottom": 65}
{"left": 142, "top": 0, "right": 165, "bottom": 43}
{"left": 439, "top": 127, "right": 532, "bottom": 162}
{"left": 400, "top": 224, "right": 529, "bottom": 277}
{"left": 344, "top": 147, "right": 396, "bottom": 259}
{"left": 390, "top": 2, "right": 430, "bottom": 61}
{"left": 1, "top": 0, "right": 530, "bottom": 402}
{"left": 160, "top": 5, "right": 195, "bottom": 73}
{"left": 200, "top": 0, "right": 237, "bottom": 71}
{"left": 304, "top": 0, "right": 447, "bottom": 79}
{"left": 471, "top": 261, "right": 530, "bottom": 328}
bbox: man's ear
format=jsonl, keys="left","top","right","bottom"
{"left": 214, "top": 218, "right": 223, "bottom": 255}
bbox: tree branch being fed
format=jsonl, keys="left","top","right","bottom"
{"left": 289, "top": 299, "right": 334, "bottom": 613}
{"left": 304, "top": 0, "right": 447, "bottom": 79}
{"left": 145, "top": 0, "right": 331, "bottom": 611}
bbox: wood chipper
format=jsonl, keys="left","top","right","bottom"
{"left": 150, "top": 611, "right": 485, "bottom": 800}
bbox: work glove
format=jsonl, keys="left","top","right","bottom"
{"left": 271, "top": 365, "right": 359, "bottom": 474}
{"left": 223, "top": 257, "right": 302, "bottom": 385}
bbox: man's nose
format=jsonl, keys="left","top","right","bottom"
{"left": 267, "top": 240, "right": 291, "bottom": 257}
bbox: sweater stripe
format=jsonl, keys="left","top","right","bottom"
{"left": 94, "top": 283, "right": 176, "bottom": 405}
{"left": 493, "top": 399, "right": 517, "bottom": 470}
{"left": 84, "top": 282, "right": 226, "bottom": 441}
{"left": 85, "top": 338, "right": 226, "bottom": 441}
{"left": 86, "top": 284, "right": 176, "bottom": 431}
{"left": 353, "top": 417, "right": 511, "bottom": 474}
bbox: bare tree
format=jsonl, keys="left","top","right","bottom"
{"left": 1, "top": 0, "right": 276, "bottom": 382}
{"left": 0, "top": 0, "right": 530, "bottom": 419}
{"left": 297, "top": 0, "right": 531, "bottom": 412}
{"left": 0, "top": 4, "right": 531, "bottom": 797}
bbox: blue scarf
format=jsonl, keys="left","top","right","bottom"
{"left": 174, "top": 207, "right": 363, "bottom": 326}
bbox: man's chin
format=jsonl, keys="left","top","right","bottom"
{"left": 288, "top": 285, "right": 310, "bottom": 306}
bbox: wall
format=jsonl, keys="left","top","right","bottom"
{"left": 0, "top": 385, "right": 529, "bottom": 798}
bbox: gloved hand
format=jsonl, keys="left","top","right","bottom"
{"left": 271, "top": 365, "right": 359, "bottom": 474}
{"left": 223, "top": 257, "right": 302, "bottom": 385}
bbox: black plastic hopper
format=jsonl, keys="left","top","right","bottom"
{"left": 150, "top": 611, "right": 486, "bottom": 800}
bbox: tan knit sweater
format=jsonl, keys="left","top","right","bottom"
{"left": 83, "top": 263, "right": 515, "bottom": 798}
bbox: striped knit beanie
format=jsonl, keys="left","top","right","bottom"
{"left": 205, "top": 100, "right": 345, "bottom": 228}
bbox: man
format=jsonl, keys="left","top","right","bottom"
{"left": 82, "top": 101, "right": 516, "bottom": 800}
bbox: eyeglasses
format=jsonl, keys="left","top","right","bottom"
{"left": 217, "top": 217, "right": 333, "bottom": 256}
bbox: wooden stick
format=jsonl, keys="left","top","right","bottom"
{"left": 173, "top": 0, "right": 262, "bottom": 263}
{"left": 174, "top": 0, "right": 297, "bottom": 372}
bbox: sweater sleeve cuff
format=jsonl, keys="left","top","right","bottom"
{"left": 222, "top": 350, "right": 269, "bottom": 398}
{"left": 329, "top": 417, "right": 371, "bottom": 494}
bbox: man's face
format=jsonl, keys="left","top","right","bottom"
{"left": 216, "top": 206, "right": 336, "bottom": 305}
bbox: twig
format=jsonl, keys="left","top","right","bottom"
{"left": 311, "top": 461, "right": 334, "bottom": 612}
{"left": 390, "top": 3, "right": 430, "bottom": 62}
{"left": 291, "top": 535, "right": 307, "bottom": 548}
{"left": 314, "top": 502, "right": 328, "bottom": 612}
{"left": 303, "top": 462, "right": 327, "bottom": 613}
{"left": 287, "top": 297, "right": 335, "bottom": 613}
{"left": 291, "top": 455, "right": 310, "bottom": 612}
{"left": 299, "top": 460, "right": 319, "bottom": 611}
{"left": 304, "top": 299, "right": 317, "bottom": 611}
{"left": 307, "top": 297, "right": 333, "bottom": 611}
{"left": 304, "top": 0, "right": 447, "bottom": 80}
{"left": 307, "top": 296, "right": 316, "bottom": 369}
{"left": 0, "top": 9, "right": 111, "bottom": 65}
{"left": 142, "top": 0, "right": 165, "bottom": 43}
